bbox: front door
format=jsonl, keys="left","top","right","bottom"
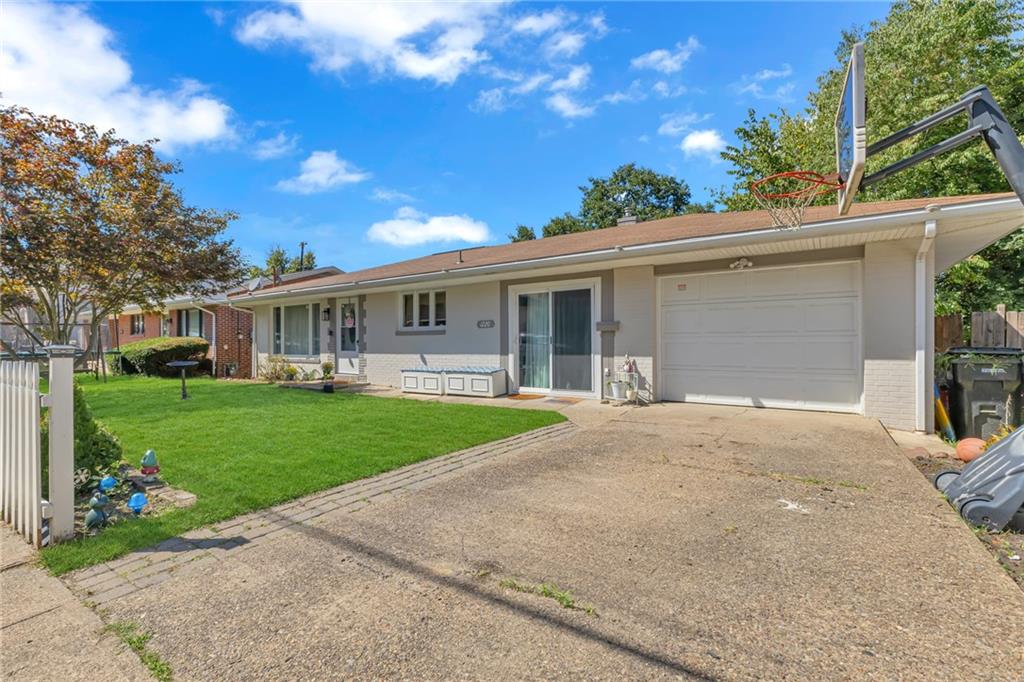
{"left": 335, "top": 298, "right": 360, "bottom": 375}
{"left": 515, "top": 284, "right": 595, "bottom": 395}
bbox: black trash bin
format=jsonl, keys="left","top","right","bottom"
{"left": 946, "top": 347, "right": 1023, "bottom": 439}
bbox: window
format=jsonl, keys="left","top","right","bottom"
{"left": 273, "top": 303, "right": 320, "bottom": 356}
{"left": 178, "top": 309, "right": 202, "bottom": 337}
{"left": 130, "top": 314, "right": 145, "bottom": 335}
{"left": 399, "top": 291, "right": 446, "bottom": 329}
{"left": 339, "top": 301, "right": 358, "bottom": 353}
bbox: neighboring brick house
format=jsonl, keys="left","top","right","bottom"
{"left": 109, "top": 267, "right": 341, "bottom": 379}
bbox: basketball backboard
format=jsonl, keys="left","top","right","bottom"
{"left": 834, "top": 42, "right": 866, "bottom": 215}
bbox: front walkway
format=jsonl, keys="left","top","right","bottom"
{"left": 0, "top": 526, "right": 149, "bottom": 680}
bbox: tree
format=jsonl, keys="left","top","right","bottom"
{"left": 715, "top": 0, "right": 1024, "bottom": 310}
{"left": 578, "top": 163, "right": 694, "bottom": 230}
{"left": 508, "top": 225, "right": 537, "bottom": 242}
{"left": 516, "top": 163, "right": 701, "bottom": 241}
{"left": 0, "top": 106, "right": 244, "bottom": 356}
{"left": 247, "top": 245, "right": 317, "bottom": 278}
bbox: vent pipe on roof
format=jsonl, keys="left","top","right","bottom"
{"left": 617, "top": 210, "right": 637, "bottom": 226}
{"left": 456, "top": 249, "right": 464, "bottom": 264}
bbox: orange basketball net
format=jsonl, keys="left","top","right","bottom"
{"left": 750, "top": 170, "right": 843, "bottom": 230}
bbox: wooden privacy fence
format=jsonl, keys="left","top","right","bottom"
{"left": 972, "top": 305, "right": 1024, "bottom": 348}
{"left": 0, "top": 360, "right": 43, "bottom": 546}
{"left": 0, "top": 346, "right": 77, "bottom": 547}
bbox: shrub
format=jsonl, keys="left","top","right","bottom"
{"left": 260, "top": 356, "right": 289, "bottom": 382}
{"left": 283, "top": 365, "right": 299, "bottom": 381}
{"left": 321, "top": 361, "right": 334, "bottom": 379}
{"left": 118, "top": 336, "right": 209, "bottom": 377}
{"left": 42, "top": 380, "right": 124, "bottom": 491}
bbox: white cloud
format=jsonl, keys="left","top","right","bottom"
{"left": 252, "top": 131, "right": 299, "bottom": 160}
{"left": 510, "top": 73, "right": 552, "bottom": 94}
{"left": 371, "top": 187, "right": 415, "bottom": 202}
{"left": 206, "top": 7, "right": 227, "bottom": 27}
{"left": 735, "top": 63, "right": 796, "bottom": 102}
{"left": 471, "top": 87, "right": 508, "bottom": 113}
{"left": 652, "top": 81, "right": 686, "bottom": 98}
{"left": 512, "top": 10, "right": 568, "bottom": 35}
{"left": 549, "top": 64, "right": 591, "bottom": 92}
{"left": 680, "top": 129, "right": 726, "bottom": 159}
{"left": 630, "top": 36, "right": 700, "bottom": 74}
{"left": 235, "top": 1, "right": 500, "bottom": 85}
{"left": 588, "top": 12, "right": 609, "bottom": 37}
{"left": 543, "top": 31, "right": 586, "bottom": 58}
{"left": 657, "top": 112, "right": 711, "bottom": 137}
{"left": 600, "top": 80, "right": 646, "bottom": 105}
{"left": 276, "top": 151, "right": 370, "bottom": 194}
{"left": 1, "top": 2, "right": 234, "bottom": 151}
{"left": 367, "top": 206, "right": 489, "bottom": 246}
{"left": 752, "top": 63, "right": 793, "bottom": 81}
{"left": 545, "top": 93, "right": 595, "bottom": 119}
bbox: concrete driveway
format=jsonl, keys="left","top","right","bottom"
{"left": 96, "top": 403, "right": 1024, "bottom": 680}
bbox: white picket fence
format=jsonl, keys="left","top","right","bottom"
{"left": 0, "top": 360, "right": 43, "bottom": 546}
{"left": 1, "top": 346, "right": 77, "bottom": 547}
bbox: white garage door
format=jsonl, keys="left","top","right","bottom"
{"left": 659, "top": 261, "right": 862, "bottom": 413}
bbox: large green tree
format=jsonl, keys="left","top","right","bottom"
{"left": 716, "top": 0, "right": 1024, "bottom": 312}
{"left": 248, "top": 244, "right": 317, "bottom": 278}
{"left": 521, "top": 163, "right": 705, "bottom": 240}
{"left": 0, "top": 106, "right": 244, "bottom": 356}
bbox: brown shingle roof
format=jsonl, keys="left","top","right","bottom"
{"left": 231, "top": 192, "right": 1017, "bottom": 297}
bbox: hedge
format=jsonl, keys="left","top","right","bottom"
{"left": 117, "top": 336, "right": 210, "bottom": 376}
{"left": 42, "top": 380, "right": 123, "bottom": 491}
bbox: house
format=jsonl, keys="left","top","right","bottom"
{"left": 110, "top": 267, "right": 341, "bottom": 378}
{"left": 228, "top": 193, "right": 1023, "bottom": 432}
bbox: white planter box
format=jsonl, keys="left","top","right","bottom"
{"left": 400, "top": 369, "right": 443, "bottom": 395}
{"left": 401, "top": 367, "right": 507, "bottom": 398}
{"left": 444, "top": 368, "right": 507, "bottom": 398}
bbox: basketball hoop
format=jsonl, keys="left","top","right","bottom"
{"left": 750, "top": 170, "right": 843, "bottom": 230}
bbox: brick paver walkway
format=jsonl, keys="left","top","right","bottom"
{"left": 65, "top": 422, "right": 576, "bottom": 605}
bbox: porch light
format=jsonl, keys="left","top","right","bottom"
{"left": 127, "top": 492, "right": 149, "bottom": 515}
{"left": 322, "top": 307, "right": 331, "bottom": 322}
{"left": 237, "top": 331, "right": 245, "bottom": 341}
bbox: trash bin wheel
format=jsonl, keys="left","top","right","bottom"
{"left": 959, "top": 499, "right": 994, "bottom": 529}
{"left": 933, "top": 470, "right": 960, "bottom": 493}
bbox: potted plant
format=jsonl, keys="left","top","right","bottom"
{"left": 607, "top": 378, "right": 628, "bottom": 401}
{"left": 321, "top": 361, "right": 335, "bottom": 393}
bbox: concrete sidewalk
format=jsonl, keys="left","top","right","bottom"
{"left": 0, "top": 526, "right": 148, "bottom": 680}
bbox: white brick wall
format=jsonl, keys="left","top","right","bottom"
{"left": 863, "top": 358, "right": 916, "bottom": 430}
{"left": 613, "top": 266, "right": 656, "bottom": 402}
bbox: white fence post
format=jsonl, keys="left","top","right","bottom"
{"left": 1, "top": 359, "right": 43, "bottom": 546}
{"left": 46, "top": 345, "right": 77, "bottom": 542}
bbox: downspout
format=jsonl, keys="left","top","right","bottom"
{"left": 915, "top": 218, "right": 937, "bottom": 432}
{"left": 192, "top": 303, "right": 218, "bottom": 378}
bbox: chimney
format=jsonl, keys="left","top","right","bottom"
{"left": 617, "top": 209, "right": 637, "bottom": 226}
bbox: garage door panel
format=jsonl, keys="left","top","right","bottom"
{"left": 659, "top": 263, "right": 862, "bottom": 413}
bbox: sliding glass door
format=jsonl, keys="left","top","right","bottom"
{"left": 516, "top": 285, "right": 593, "bottom": 394}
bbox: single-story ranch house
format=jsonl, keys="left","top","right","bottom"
{"left": 228, "top": 193, "right": 1023, "bottom": 432}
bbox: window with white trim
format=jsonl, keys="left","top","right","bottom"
{"left": 273, "top": 303, "right": 320, "bottom": 356}
{"left": 129, "top": 314, "right": 145, "bottom": 335}
{"left": 400, "top": 291, "right": 446, "bottom": 329}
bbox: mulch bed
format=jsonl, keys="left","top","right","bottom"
{"left": 908, "top": 450, "right": 1024, "bottom": 591}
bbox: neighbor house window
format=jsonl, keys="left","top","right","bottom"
{"left": 273, "top": 303, "right": 320, "bottom": 356}
{"left": 399, "top": 291, "right": 446, "bottom": 329}
{"left": 178, "top": 309, "right": 202, "bottom": 337}
{"left": 130, "top": 314, "right": 145, "bottom": 335}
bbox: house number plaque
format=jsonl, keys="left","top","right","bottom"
{"left": 477, "top": 320, "right": 495, "bottom": 329}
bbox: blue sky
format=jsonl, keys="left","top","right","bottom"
{"left": 2, "top": 1, "right": 890, "bottom": 272}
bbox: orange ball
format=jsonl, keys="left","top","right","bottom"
{"left": 955, "top": 438, "right": 987, "bottom": 463}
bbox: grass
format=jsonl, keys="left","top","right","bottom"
{"left": 41, "top": 376, "right": 565, "bottom": 575}
{"left": 106, "top": 621, "right": 173, "bottom": 681}
{"left": 499, "top": 577, "right": 597, "bottom": 616}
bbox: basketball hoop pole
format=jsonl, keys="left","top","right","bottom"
{"left": 859, "top": 86, "right": 1024, "bottom": 203}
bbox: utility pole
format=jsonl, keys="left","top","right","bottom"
{"left": 298, "top": 241, "right": 308, "bottom": 271}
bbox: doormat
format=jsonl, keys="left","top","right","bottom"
{"left": 545, "top": 397, "right": 582, "bottom": 405}
{"left": 508, "top": 393, "right": 544, "bottom": 401}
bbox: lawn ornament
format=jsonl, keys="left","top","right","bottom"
{"left": 140, "top": 449, "right": 160, "bottom": 482}
{"left": 99, "top": 475, "right": 117, "bottom": 492}
{"left": 84, "top": 492, "right": 110, "bottom": 529}
{"left": 935, "top": 424, "right": 1024, "bottom": 531}
{"left": 127, "top": 492, "right": 149, "bottom": 515}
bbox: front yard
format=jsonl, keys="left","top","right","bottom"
{"left": 41, "top": 376, "right": 564, "bottom": 575}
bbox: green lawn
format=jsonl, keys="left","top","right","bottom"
{"left": 41, "top": 376, "right": 565, "bottom": 575}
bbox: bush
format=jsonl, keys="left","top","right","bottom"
{"left": 283, "top": 365, "right": 299, "bottom": 381}
{"left": 117, "top": 336, "right": 209, "bottom": 377}
{"left": 260, "top": 356, "right": 289, "bottom": 382}
{"left": 321, "top": 361, "right": 334, "bottom": 379}
{"left": 42, "top": 380, "right": 124, "bottom": 491}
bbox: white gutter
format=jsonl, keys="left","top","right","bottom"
{"left": 229, "top": 197, "right": 1022, "bottom": 305}
{"left": 915, "top": 217, "right": 938, "bottom": 432}
{"left": 192, "top": 303, "right": 218, "bottom": 377}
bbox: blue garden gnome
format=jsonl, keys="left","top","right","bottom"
{"left": 84, "top": 491, "right": 109, "bottom": 529}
